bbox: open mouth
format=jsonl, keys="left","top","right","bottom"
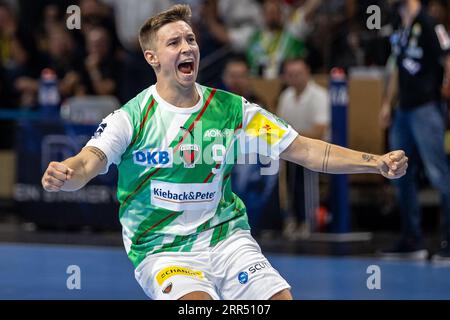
{"left": 178, "top": 61, "right": 194, "bottom": 75}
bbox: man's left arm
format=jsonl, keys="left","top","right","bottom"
{"left": 280, "top": 135, "right": 408, "bottom": 179}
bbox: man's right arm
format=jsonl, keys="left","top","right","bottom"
{"left": 41, "top": 146, "right": 107, "bottom": 192}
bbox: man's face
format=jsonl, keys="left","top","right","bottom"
{"left": 87, "top": 29, "right": 110, "bottom": 58}
{"left": 148, "top": 20, "right": 200, "bottom": 88}
{"left": 283, "top": 61, "right": 310, "bottom": 89}
{"left": 223, "top": 62, "right": 250, "bottom": 96}
{"left": 264, "top": 1, "right": 283, "bottom": 30}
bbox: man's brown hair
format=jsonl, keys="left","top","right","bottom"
{"left": 138, "top": 4, "right": 192, "bottom": 52}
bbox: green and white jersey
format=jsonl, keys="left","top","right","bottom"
{"left": 86, "top": 83, "right": 298, "bottom": 268}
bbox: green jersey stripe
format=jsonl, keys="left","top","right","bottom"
{"left": 172, "top": 88, "right": 217, "bottom": 152}
{"left": 203, "top": 163, "right": 220, "bottom": 183}
{"left": 135, "top": 211, "right": 178, "bottom": 244}
{"left": 130, "top": 98, "right": 155, "bottom": 147}
{"left": 120, "top": 166, "right": 162, "bottom": 208}
{"left": 210, "top": 220, "right": 230, "bottom": 247}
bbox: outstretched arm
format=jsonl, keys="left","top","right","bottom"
{"left": 280, "top": 135, "right": 408, "bottom": 179}
{"left": 41, "top": 146, "right": 107, "bottom": 192}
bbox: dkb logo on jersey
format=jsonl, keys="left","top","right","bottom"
{"left": 179, "top": 144, "right": 200, "bottom": 168}
{"left": 133, "top": 148, "right": 173, "bottom": 168}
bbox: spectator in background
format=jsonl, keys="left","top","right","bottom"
{"left": 199, "top": 0, "right": 262, "bottom": 53}
{"left": 193, "top": 0, "right": 262, "bottom": 87}
{"left": 379, "top": 0, "right": 450, "bottom": 262}
{"left": 427, "top": 0, "right": 448, "bottom": 27}
{"left": 0, "top": 65, "right": 15, "bottom": 149}
{"left": 309, "top": 0, "right": 358, "bottom": 71}
{"left": 277, "top": 57, "right": 330, "bottom": 239}
{"left": 246, "top": 0, "right": 309, "bottom": 79}
{"left": 278, "top": 58, "right": 329, "bottom": 140}
{"left": 14, "top": 25, "right": 85, "bottom": 105}
{"left": 221, "top": 55, "right": 258, "bottom": 102}
{"left": 102, "top": 0, "right": 171, "bottom": 101}
{"left": 35, "top": 4, "right": 62, "bottom": 52}
{"left": 0, "top": 66, "right": 13, "bottom": 108}
{"left": 428, "top": 0, "right": 450, "bottom": 101}
{"left": 0, "top": 1, "right": 42, "bottom": 109}
{"left": 41, "top": 25, "right": 85, "bottom": 99}
{"left": 0, "top": 2, "right": 25, "bottom": 148}
{"left": 80, "top": 26, "right": 118, "bottom": 96}
{"left": 78, "top": 0, "right": 121, "bottom": 55}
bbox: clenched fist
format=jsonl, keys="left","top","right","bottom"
{"left": 41, "top": 161, "right": 74, "bottom": 192}
{"left": 377, "top": 150, "right": 408, "bottom": 179}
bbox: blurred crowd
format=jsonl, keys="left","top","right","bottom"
{"left": 1, "top": 0, "right": 448, "bottom": 111}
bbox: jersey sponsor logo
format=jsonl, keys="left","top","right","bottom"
{"left": 150, "top": 180, "right": 220, "bottom": 211}
{"left": 245, "top": 112, "right": 286, "bottom": 145}
{"left": 133, "top": 148, "right": 173, "bottom": 167}
{"left": 156, "top": 266, "right": 204, "bottom": 286}
{"left": 153, "top": 188, "right": 215, "bottom": 201}
{"left": 179, "top": 144, "right": 200, "bottom": 168}
{"left": 203, "top": 128, "right": 234, "bottom": 139}
{"left": 93, "top": 122, "right": 107, "bottom": 138}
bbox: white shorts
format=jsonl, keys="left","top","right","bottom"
{"left": 134, "top": 230, "right": 291, "bottom": 300}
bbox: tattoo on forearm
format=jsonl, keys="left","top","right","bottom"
{"left": 322, "top": 144, "right": 331, "bottom": 173}
{"left": 362, "top": 154, "right": 375, "bottom": 162}
{"left": 88, "top": 147, "right": 107, "bottom": 163}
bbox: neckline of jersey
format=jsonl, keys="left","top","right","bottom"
{"left": 150, "top": 83, "right": 204, "bottom": 114}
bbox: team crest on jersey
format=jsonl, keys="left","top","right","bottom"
{"left": 179, "top": 144, "right": 200, "bottom": 168}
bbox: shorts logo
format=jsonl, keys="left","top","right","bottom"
{"left": 238, "top": 271, "right": 248, "bottom": 284}
{"left": 133, "top": 148, "right": 173, "bottom": 168}
{"left": 179, "top": 144, "right": 200, "bottom": 168}
{"left": 162, "top": 282, "right": 173, "bottom": 294}
{"left": 248, "top": 261, "right": 272, "bottom": 274}
{"left": 156, "top": 266, "right": 204, "bottom": 286}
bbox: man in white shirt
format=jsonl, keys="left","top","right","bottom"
{"left": 277, "top": 58, "right": 330, "bottom": 238}
{"left": 278, "top": 58, "right": 329, "bottom": 140}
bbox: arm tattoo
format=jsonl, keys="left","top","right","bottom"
{"left": 88, "top": 147, "right": 107, "bottom": 163}
{"left": 362, "top": 154, "right": 375, "bottom": 162}
{"left": 322, "top": 144, "right": 332, "bottom": 173}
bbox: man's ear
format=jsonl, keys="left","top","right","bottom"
{"left": 144, "top": 49, "right": 159, "bottom": 69}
